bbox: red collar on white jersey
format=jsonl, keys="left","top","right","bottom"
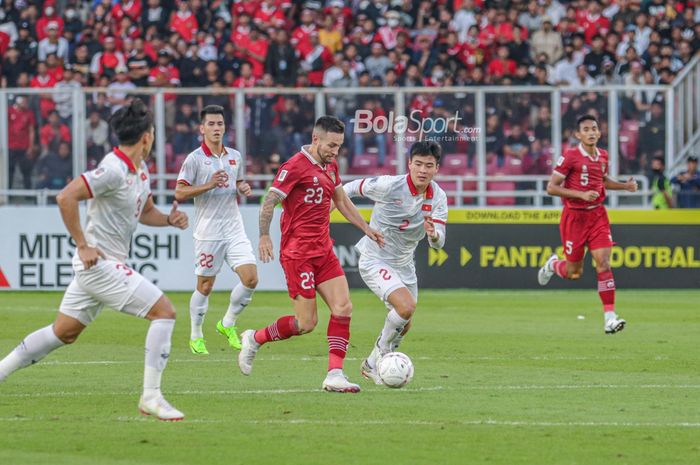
{"left": 577, "top": 143, "right": 600, "bottom": 162}
{"left": 201, "top": 142, "right": 228, "bottom": 157}
{"left": 113, "top": 147, "right": 137, "bottom": 173}
{"left": 406, "top": 174, "right": 434, "bottom": 199}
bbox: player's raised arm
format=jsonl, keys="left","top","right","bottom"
{"left": 547, "top": 172, "right": 600, "bottom": 202}
{"left": 604, "top": 176, "right": 638, "bottom": 192}
{"left": 56, "top": 176, "right": 105, "bottom": 269}
{"left": 139, "top": 197, "right": 189, "bottom": 229}
{"left": 174, "top": 170, "right": 228, "bottom": 202}
{"left": 333, "top": 185, "right": 385, "bottom": 247}
{"left": 258, "top": 189, "right": 283, "bottom": 262}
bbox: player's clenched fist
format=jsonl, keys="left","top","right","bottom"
{"left": 238, "top": 181, "right": 252, "bottom": 196}
{"left": 168, "top": 201, "right": 189, "bottom": 229}
{"left": 423, "top": 216, "right": 436, "bottom": 238}
{"left": 209, "top": 169, "right": 228, "bottom": 188}
{"left": 259, "top": 234, "right": 274, "bottom": 262}
{"left": 78, "top": 244, "right": 105, "bottom": 270}
{"left": 624, "top": 177, "right": 638, "bottom": 192}
{"left": 578, "top": 190, "right": 600, "bottom": 202}
{"left": 364, "top": 226, "right": 385, "bottom": 248}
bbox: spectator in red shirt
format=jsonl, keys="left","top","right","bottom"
{"left": 112, "top": 0, "right": 143, "bottom": 23}
{"left": 149, "top": 50, "right": 181, "bottom": 127}
{"left": 40, "top": 110, "right": 72, "bottom": 156}
{"left": 578, "top": 0, "right": 610, "bottom": 43}
{"left": 254, "top": 0, "right": 286, "bottom": 30}
{"left": 232, "top": 62, "right": 257, "bottom": 88}
{"left": 30, "top": 61, "right": 58, "bottom": 119}
{"left": 487, "top": 45, "right": 517, "bottom": 79}
{"left": 292, "top": 9, "right": 318, "bottom": 52}
{"left": 299, "top": 31, "right": 333, "bottom": 87}
{"left": 8, "top": 97, "right": 37, "bottom": 189}
{"left": 231, "top": 13, "right": 253, "bottom": 59}
{"left": 36, "top": 5, "right": 64, "bottom": 42}
{"left": 169, "top": 1, "right": 198, "bottom": 43}
{"left": 89, "top": 36, "right": 126, "bottom": 81}
{"left": 243, "top": 28, "right": 270, "bottom": 79}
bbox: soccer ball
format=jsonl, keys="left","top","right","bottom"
{"left": 377, "top": 352, "right": 414, "bottom": 388}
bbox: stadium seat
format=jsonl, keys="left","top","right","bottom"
{"left": 441, "top": 153, "right": 469, "bottom": 175}
{"left": 351, "top": 153, "right": 379, "bottom": 169}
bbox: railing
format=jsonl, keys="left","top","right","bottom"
{"left": 0, "top": 174, "right": 651, "bottom": 208}
{"left": 670, "top": 55, "right": 700, "bottom": 172}
{"left": 0, "top": 84, "right": 678, "bottom": 207}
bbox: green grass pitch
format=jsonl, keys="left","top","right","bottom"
{"left": 0, "top": 289, "right": 698, "bottom": 465}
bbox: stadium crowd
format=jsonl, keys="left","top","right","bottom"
{"left": 1, "top": 0, "right": 699, "bottom": 205}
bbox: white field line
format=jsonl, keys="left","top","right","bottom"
{"left": 4, "top": 384, "right": 700, "bottom": 399}
{"left": 39, "top": 354, "right": 669, "bottom": 366}
{"left": 0, "top": 416, "right": 699, "bottom": 428}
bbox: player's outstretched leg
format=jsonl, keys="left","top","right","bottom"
{"left": 0, "top": 324, "right": 66, "bottom": 382}
{"left": 189, "top": 289, "right": 210, "bottom": 355}
{"left": 238, "top": 315, "right": 300, "bottom": 375}
{"left": 323, "top": 314, "right": 360, "bottom": 393}
{"left": 140, "top": 297, "right": 184, "bottom": 421}
{"left": 217, "top": 283, "right": 256, "bottom": 350}
{"left": 592, "top": 249, "right": 626, "bottom": 334}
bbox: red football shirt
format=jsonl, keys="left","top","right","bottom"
{"left": 553, "top": 144, "right": 609, "bottom": 209}
{"left": 269, "top": 147, "right": 342, "bottom": 260}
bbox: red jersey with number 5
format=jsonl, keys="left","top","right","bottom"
{"left": 269, "top": 146, "right": 342, "bottom": 259}
{"left": 552, "top": 144, "right": 609, "bottom": 209}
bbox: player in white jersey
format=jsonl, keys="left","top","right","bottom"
{"left": 343, "top": 141, "right": 448, "bottom": 384}
{"left": 175, "top": 105, "right": 257, "bottom": 355}
{"left": 0, "top": 100, "right": 189, "bottom": 420}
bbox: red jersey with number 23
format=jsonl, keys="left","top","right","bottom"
{"left": 553, "top": 144, "right": 609, "bottom": 209}
{"left": 269, "top": 146, "right": 342, "bottom": 260}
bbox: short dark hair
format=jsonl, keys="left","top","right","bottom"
{"left": 109, "top": 99, "right": 153, "bottom": 145}
{"left": 409, "top": 141, "right": 442, "bottom": 164}
{"left": 576, "top": 114, "right": 598, "bottom": 130}
{"left": 200, "top": 105, "right": 225, "bottom": 123}
{"left": 652, "top": 156, "right": 665, "bottom": 166}
{"left": 314, "top": 116, "right": 345, "bottom": 134}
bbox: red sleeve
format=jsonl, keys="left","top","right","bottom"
{"left": 39, "top": 126, "right": 51, "bottom": 147}
{"left": 270, "top": 159, "right": 299, "bottom": 197}
{"left": 553, "top": 150, "right": 573, "bottom": 178}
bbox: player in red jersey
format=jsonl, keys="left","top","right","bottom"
{"left": 538, "top": 114, "right": 637, "bottom": 334}
{"left": 238, "top": 116, "right": 384, "bottom": 392}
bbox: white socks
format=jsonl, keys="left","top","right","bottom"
{"left": 0, "top": 325, "right": 65, "bottom": 382}
{"left": 143, "top": 319, "right": 174, "bottom": 401}
{"left": 189, "top": 290, "right": 209, "bottom": 339}
{"left": 604, "top": 311, "right": 617, "bottom": 322}
{"left": 222, "top": 284, "right": 255, "bottom": 328}
{"left": 377, "top": 309, "right": 409, "bottom": 353}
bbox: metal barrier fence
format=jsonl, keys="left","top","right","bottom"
{"left": 1, "top": 69, "right": 697, "bottom": 207}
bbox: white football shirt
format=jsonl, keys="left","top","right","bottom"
{"left": 177, "top": 143, "right": 244, "bottom": 241}
{"left": 77, "top": 148, "right": 152, "bottom": 267}
{"left": 344, "top": 175, "right": 448, "bottom": 267}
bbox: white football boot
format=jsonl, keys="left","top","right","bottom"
{"left": 604, "top": 316, "right": 626, "bottom": 334}
{"left": 138, "top": 395, "right": 185, "bottom": 421}
{"left": 538, "top": 254, "right": 558, "bottom": 286}
{"left": 360, "top": 358, "right": 383, "bottom": 385}
{"left": 238, "top": 330, "right": 260, "bottom": 376}
{"left": 322, "top": 369, "right": 361, "bottom": 393}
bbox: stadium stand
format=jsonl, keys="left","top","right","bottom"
{"left": 0, "top": 0, "right": 698, "bottom": 205}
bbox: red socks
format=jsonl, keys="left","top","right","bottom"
{"left": 553, "top": 259, "right": 569, "bottom": 279}
{"left": 327, "top": 315, "right": 351, "bottom": 371}
{"left": 597, "top": 270, "right": 616, "bottom": 312}
{"left": 254, "top": 315, "right": 300, "bottom": 344}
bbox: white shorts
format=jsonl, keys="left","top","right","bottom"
{"left": 59, "top": 259, "right": 163, "bottom": 326}
{"left": 358, "top": 256, "right": 418, "bottom": 307}
{"left": 194, "top": 237, "right": 256, "bottom": 277}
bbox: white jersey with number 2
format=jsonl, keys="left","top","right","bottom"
{"left": 344, "top": 174, "right": 448, "bottom": 267}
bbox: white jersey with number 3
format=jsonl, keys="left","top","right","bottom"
{"left": 78, "top": 149, "right": 152, "bottom": 268}
{"left": 177, "top": 144, "right": 244, "bottom": 241}
{"left": 344, "top": 175, "right": 448, "bottom": 267}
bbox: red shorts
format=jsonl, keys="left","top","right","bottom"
{"left": 280, "top": 247, "right": 345, "bottom": 299}
{"left": 559, "top": 206, "right": 614, "bottom": 262}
